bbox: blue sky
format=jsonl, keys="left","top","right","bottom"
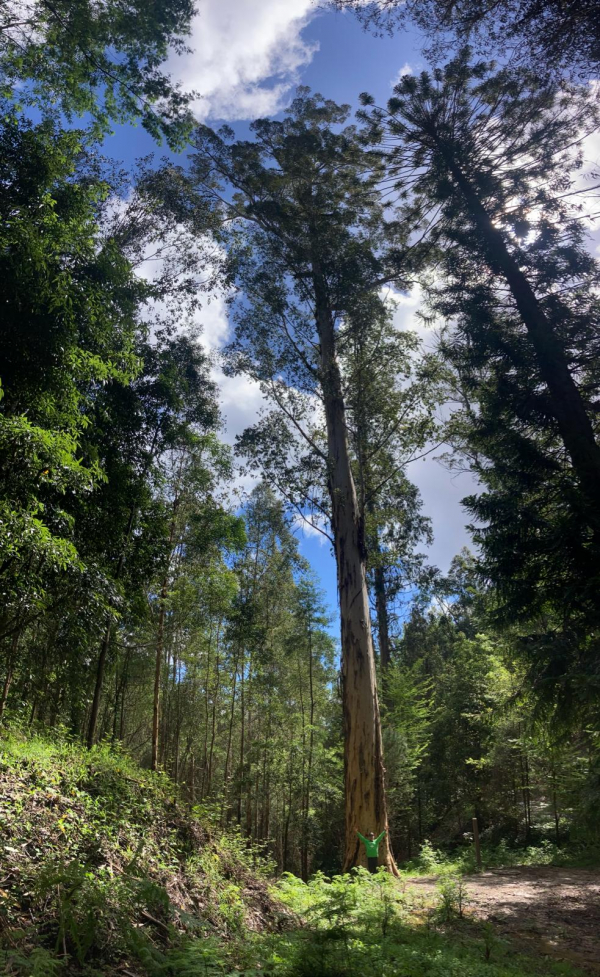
{"left": 102, "top": 3, "right": 478, "bottom": 622}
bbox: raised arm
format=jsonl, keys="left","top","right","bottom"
{"left": 356, "top": 831, "right": 367, "bottom": 844}
{"left": 375, "top": 830, "right": 386, "bottom": 844}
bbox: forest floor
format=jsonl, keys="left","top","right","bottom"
{"left": 406, "top": 867, "right": 600, "bottom": 973}
{"left": 2, "top": 726, "right": 598, "bottom": 976}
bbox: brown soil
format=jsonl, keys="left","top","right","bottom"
{"left": 406, "top": 867, "right": 600, "bottom": 973}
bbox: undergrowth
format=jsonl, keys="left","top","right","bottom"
{"left": 247, "top": 870, "right": 586, "bottom": 977}
{"left": 0, "top": 725, "right": 285, "bottom": 975}
{"left": 0, "top": 726, "right": 591, "bottom": 976}
{"left": 402, "top": 837, "right": 600, "bottom": 877}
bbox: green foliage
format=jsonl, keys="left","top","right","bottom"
{"left": 0, "top": 114, "right": 142, "bottom": 635}
{"left": 0, "top": 0, "right": 196, "bottom": 146}
{"left": 380, "top": 551, "right": 600, "bottom": 861}
{"left": 337, "top": 0, "right": 600, "bottom": 78}
{"left": 0, "top": 727, "right": 284, "bottom": 973}
{"left": 0, "top": 727, "right": 592, "bottom": 976}
{"left": 434, "top": 875, "right": 469, "bottom": 923}
{"left": 260, "top": 870, "right": 584, "bottom": 977}
{"left": 364, "top": 52, "right": 600, "bottom": 718}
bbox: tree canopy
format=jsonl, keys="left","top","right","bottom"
{"left": 0, "top": 0, "right": 196, "bottom": 145}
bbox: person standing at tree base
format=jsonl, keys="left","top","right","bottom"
{"left": 357, "top": 829, "right": 386, "bottom": 872}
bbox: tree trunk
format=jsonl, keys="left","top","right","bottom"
{"left": 152, "top": 486, "right": 182, "bottom": 772}
{"left": 372, "top": 550, "right": 394, "bottom": 714}
{"left": 313, "top": 258, "right": 397, "bottom": 874}
{"left": 87, "top": 504, "right": 136, "bottom": 748}
{"left": 151, "top": 576, "right": 168, "bottom": 771}
{"left": 443, "top": 151, "right": 600, "bottom": 513}
{"left": 237, "top": 649, "right": 245, "bottom": 825}
{"left": 0, "top": 630, "right": 20, "bottom": 722}
{"left": 200, "top": 624, "right": 213, "bottom": 800}
{"left": 301, "top": 620, "right": 316, "bottom": 881}
{"left": 222, "top": 645, "right": 239, "bottom": 824}
{"left": 87, "top": 624, "right": 112, "bottom": 748}
{"left": 207, "top": 622, "right": 221, "bottom": 797}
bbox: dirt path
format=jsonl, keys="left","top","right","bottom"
{"left": 406, "top": 867, "right": 600, "bottom": 972}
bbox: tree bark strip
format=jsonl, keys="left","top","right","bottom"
{"left": 312, "top": 252, "right": 397, "bottom": 874}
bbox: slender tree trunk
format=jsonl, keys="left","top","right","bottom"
{"left": 373, "top": 564, "right": 392, "bottom": 673}
{"left": 301, "top": 621, "right": 316, "bottom": 880}
{"left": 264, "top": 767, "right": 271, "bottom": 843}
{"left": 117, "top": 646, "right": 130, "bottom": 743}
{"left": 282, "top": 766, "right": 293, "bottom": 873}
{"left": 87, "top": 625, "right": 112, "bottom": 748}
{"left": 29, "top": 633, "right": 49, "bottom": 727}
{"left": 553, "top": 788, "right": 560, "bottom": 844}
{"left": 207, "top": 623, "right": 221, "bottom": 797}
{"left": 253, "top": 769, "right": 260, "bottom": 845}
{"left": 222, "top": 646, "right": 239, "bottom": 823}
{"left": 443, "top": 150, "right": 600, "bottom": 512}
{"left": 152, "top": 484, "right": 182, "bottom": 772}
{"left": 244, "top": 649, "right": 253, "bottom": 838}
{"left": 297, "top": 636, "right": 308, "bottom": 878}
{"left": 312, "top": 256, "right": 396, "bottom": 874}
{"left": 0, "top": 630, "right": 20, "bottom": 722}
{"left": 151, "top": 577, "right": 168, "bottom": 771}
{"left": 372, "top": 546, "right": 394, "bottom": 717}
{"left": 237, "top": 649, "right": 245, "bottom": 825}
{"left": 173, "top": 674, "right": 181, "bottom": 784}
{"left": 524, "top": 750, "right": 532, "bottom": 834}
{"left": 87, "top": 505, "right": 136, "bottom": 748}
{"left": 200, "top": 624, "right": 213, "bottom": 800}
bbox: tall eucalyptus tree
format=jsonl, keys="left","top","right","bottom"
{"left": 192, "top": 92, "right": 426, "bottom": 870}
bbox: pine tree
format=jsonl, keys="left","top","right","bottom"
{"left": 334, "top": 0, "right": 600, "bottom": 78}
{"left": 361, "top": 55, "right": 600, "bottom": 708}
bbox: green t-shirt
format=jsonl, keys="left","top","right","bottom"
{"left": 357, "top": 830, "right": 386, "bottom": 857}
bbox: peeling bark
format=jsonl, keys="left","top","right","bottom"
{"left": 312, "top": 253, "right": 397, "bottom": 874}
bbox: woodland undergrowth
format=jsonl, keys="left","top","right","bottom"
{"left": 0, "top": 726, "right": 589, "bottom": 977}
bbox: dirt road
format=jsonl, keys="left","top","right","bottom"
{"left": 406, "top": 867, "right": 600, "bottom": 972}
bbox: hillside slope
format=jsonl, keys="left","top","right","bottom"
{"left": 0, "top": 728, "right": 288, "bottom": 975}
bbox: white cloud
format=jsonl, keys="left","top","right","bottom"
{"left": 382, "top": 283, "right": 440, "bottom": 349}
{"left": 291, "top": 512, "right": 330, "bottom": 545}
{"left": 193, "top": 290, "right": 232, "bottom": 351}
{"left": 191, "top": 289, "right": 266, "bottom": 451}
{"left": 391, "top": 62, "right": 413, "bottom": 87}
{"left": 168, "top": 0, "right": 319, "bottom": 122}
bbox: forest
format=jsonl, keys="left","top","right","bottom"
{"left": 1, "top": 1, "right": 600, "bottom": 974}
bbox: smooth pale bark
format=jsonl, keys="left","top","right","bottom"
{"left": 313, "top": 258, "right": 397, "bottom": 874}
{"left": 152, "top": 466, "right": 184, "bottom": 771}
{"left": 301, "top": 621, "right": 316, "bottom": 880}
{"left": 237, "top": 649, "right": 245, "bottom": 825}
{"left": 442, "top": 149, "right": 600, "bottom": 513}
{"left": 221, "top": 644, "right": 240, "bottom": 824}
{"left": 206, "top": 622, "right": 221, "bottom": 796}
